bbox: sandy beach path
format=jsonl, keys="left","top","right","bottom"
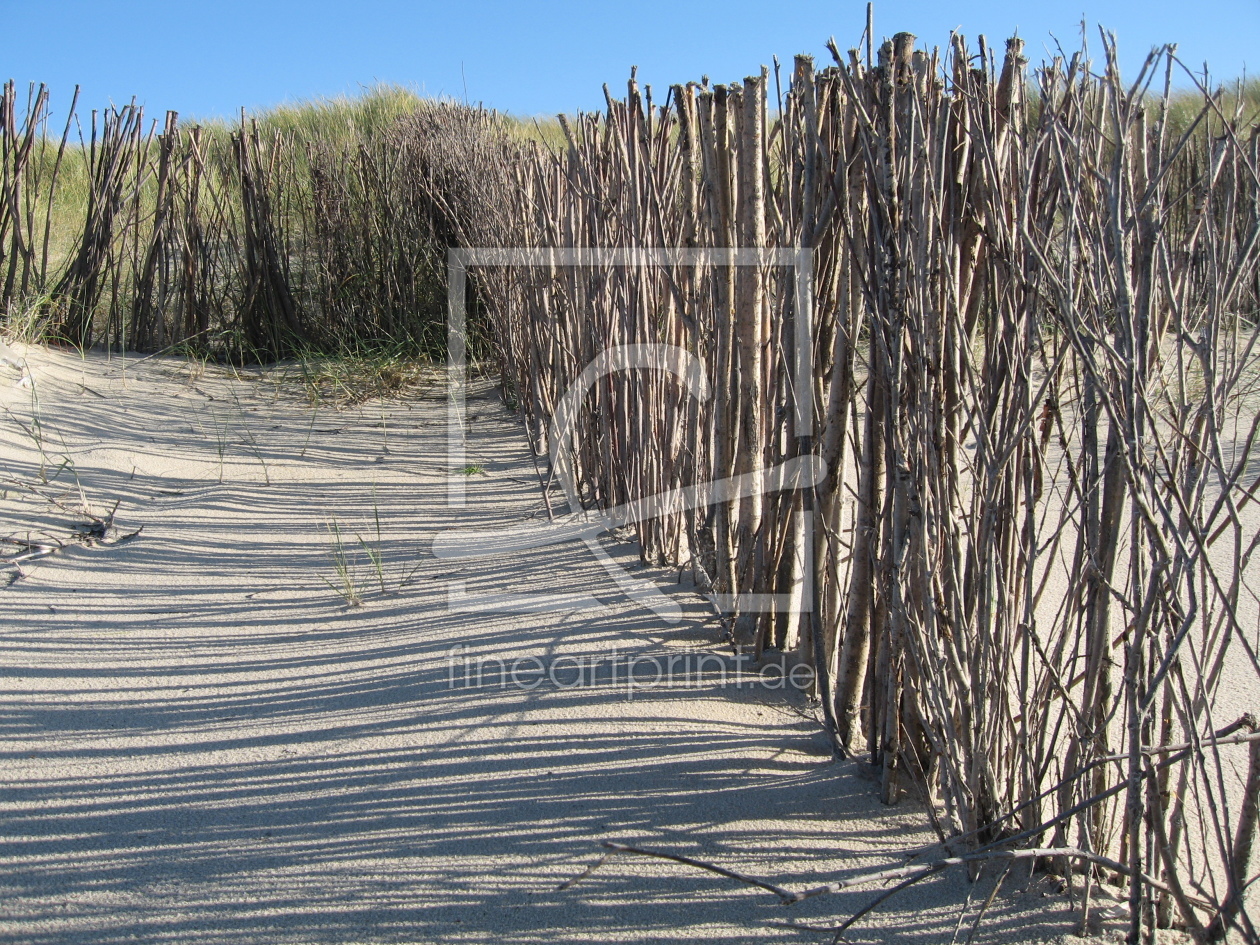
{"left": 0, "top": 345, "right": 1095, "bottom": 944}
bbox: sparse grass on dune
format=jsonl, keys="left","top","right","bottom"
{"left": 277, "top": 340, "right": 443, "bottom": 408}
{"left": 1161, "top": 74, "right": 1260, "bottom": 131}
{"left": 501, "top": 113, "right": 569, "bottom": 151}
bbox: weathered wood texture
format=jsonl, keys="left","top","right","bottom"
{"left": 476, "top": 38, "right": 1260, "bottom": 941}
{"left": 3, "top": 32, "right": 1260, "bottom": 939}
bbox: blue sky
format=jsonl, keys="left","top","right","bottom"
{"left": 1, "top": 1, "right": 1256, "bottom": 122}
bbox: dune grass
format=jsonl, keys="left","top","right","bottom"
{"left": 282, "top": 340, "right": 442, "bottom": 408}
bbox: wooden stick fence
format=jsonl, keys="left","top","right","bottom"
{"left": 470, "top": 33, "right": 1260, "bottom": 942}
{"left": 0, "top": 82, "right": 509, "bottom": 359}
{"left": 2, "top": 25, "right": 1259, "bottom": 941}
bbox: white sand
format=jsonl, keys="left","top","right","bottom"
{"left": 0, "top": 343, "right": 1131, "bottom": 943}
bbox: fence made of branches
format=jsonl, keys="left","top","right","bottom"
{"left": 4, "top": 24, "right": 1259, "bottom": 942}
{"left": 0, "top": 83, "right": 509, "bottom": 358}
{"left": 469, "top": 33, "right": 1260, "bottom": 943}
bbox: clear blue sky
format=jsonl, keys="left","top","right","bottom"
{"left": 1, "top": 1, "right": 1255, "bottom": 122}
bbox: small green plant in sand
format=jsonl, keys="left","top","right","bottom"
{"left": 176, "top": 345, "right": 213, "bottom": 384}
{"left": 322, "top": 494, "right": 389, "bottom": 605}
{"left": 1, "top": 373, "right": 79, "bottom": 485}
{"left": 202, "top": 409, "right": 231, "bottom": 483}
{"left": 1, "top": 295, "right": 57, "bottom": 346}
{"left": 360, "top": 487, "right": 387, "bottom": 594}
{"left": 299, "top": 408, "right": 320, "bottom": 458}
{"left": 323, "top": 517, "right": 363, "bottom": 607}
{"left": 229, "top": 390, "right": 272, "bottom": 486}
{"left": 462, "top": 463, "right": 485, "bottom": 476}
